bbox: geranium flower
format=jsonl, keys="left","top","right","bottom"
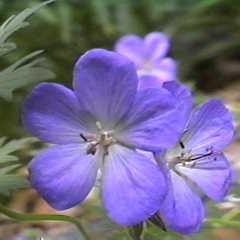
{"left": 156, "top": 99, "right": 234, "bottom": 234}
{"left": 22, "top": 49, "right": 185, "bottom": 226}
{"left": 115, "top": 32, "right": 177, "bottom": 89}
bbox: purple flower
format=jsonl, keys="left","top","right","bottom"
{"left": 156, "top": 99, "right": 234, "bottom": 234}
{"left": 115, "top": 32, "right": 177, "bottom": 89}
{"left": 22, "top": 49, "right": 184, "bottom": 226}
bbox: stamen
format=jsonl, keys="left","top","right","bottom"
{"left": 87, "top": 148, "right": 96, "bottom": 155}
{"left": 190, "top": 149, "right": 213, "bottom": 161}
{"left": 96, "top": 121, "right": 102, "bottom": 131}
{"left": 81, "top": 123, "right": 115, "bottom": 156}
{"left": 170, "top": 146, "right": 215, "bottom": 169}
{"left": 179, "top": 141, "right": 185, "bottom": 149}
{"left": 86, "top": 143, "right": 99, "bottom": 155}
{"left": 80, "top": 133, "right": 88, "bottom": 142}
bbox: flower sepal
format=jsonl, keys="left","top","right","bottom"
{"left": 128, "top": 222, "right": 144, "bottom": 240}
{"left": 148, "top": 213, "right": 167, "bottom": 232}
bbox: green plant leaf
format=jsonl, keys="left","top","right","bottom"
{"left": 0, "top": 137, "right": 36, "bottom": 195}
{"left": 0, "top": 64, "right": 55, "bottom": 100}
{"left": 0, "top": 137, "right": 36, "bottom": 162}
{"left": 0, "top": 50, "right": 55, "bottom": 100}
{"left": 0, "top": 0, "right": 56, "bottom": 100}
{"left": 0, "top": 0, "right": 55, "bottom": 53}
{"left": 0, "top": 174, "right": 29, "bottom": 195}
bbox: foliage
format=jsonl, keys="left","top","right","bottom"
{"left": 0, "top": 137, "right": 35, "bottom": 195}
{"left": 0, "top": 0, "right": 55, "bottom": 101}
{"left": 0, "top": 1, "right": 239, "bottom": 239}
{"left": 0, "top": 0, "right": 55, "bottom": 197}
{"left": 0, "top": 50, "right": 54, "bottom": 100}
{"left": 0, "top": 0, "right": 239, "bottom": 136}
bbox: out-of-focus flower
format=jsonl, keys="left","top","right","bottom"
{"left": 156, "top": 97, "right": 235, "bottom": 234}
{"left": 115, "top": 32, "right": 177, "bottom": 89}
{"left": 22, "top": 49, "right": 185, "bottom": 226}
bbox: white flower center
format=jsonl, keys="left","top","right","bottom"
{"left": 137, "top": 59, "right": 156, "bottom": 76}
{"left": 167, "top": 141, "right": 214, "bottom": 169}
{"left": 141, "top": 60, "right": 154, "bottom": 71}
{"left": 80, "top": 121, "right": 116, "bottom": 155}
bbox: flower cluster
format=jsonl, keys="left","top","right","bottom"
{"left": 22, "top": 32, "right": 235, "bottom": 235}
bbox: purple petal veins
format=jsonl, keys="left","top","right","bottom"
{"left": 160, "top": 169, "right": 205, "bottom": 234}
{"left": 102, "top": 145, "right": 167, "bottom": 226}
{"left": 22, "top": 48, "right": 181, "bottom": 226}
{"left": 22, "top": 83, "right": 97, "bottom": 144}
{"left": 29, "top": 144, "right": 99, "bottom": 210}
{"left": 157, "top": 99, "right": 235, "bottom": 234}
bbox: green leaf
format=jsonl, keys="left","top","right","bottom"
{"left": 0, "top": 137, "right": 36, "bottom": 195}
{"left": 58, "top": 1, "right": 73, "bottom": 43}
{"left": 0, "top": 137, "right": 36, "bottom": 162}
{"left": 0, "top": 50, "right": 55, "bottom": 100}
{"left": 0, "top": 1, "right": 56, "bottom": 100}
{"left": 0, "top": 0, "right": 55, "bottom": 53}
{"left": 0, "top": 174, "right": 29, "bottom": 195}
{"left": 90, "top": 0, "right": 114, "bottom": 35}
{"left": 0, "top": 42, "right": 16, "bottom": 57}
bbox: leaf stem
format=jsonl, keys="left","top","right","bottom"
{"left": 0, "top": 203, "right": 91, "bottom": 240}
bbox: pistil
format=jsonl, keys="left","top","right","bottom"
{"left": 80, "top": 121, "right": 116, "bottom": 156}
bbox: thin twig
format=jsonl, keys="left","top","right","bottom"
{"left": 0, "top": 203, "right": 91, "bottom": 240}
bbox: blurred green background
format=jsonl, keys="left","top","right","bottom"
{"left": 0, "top": 0, "right": 240, "bottom": 138}
{"left": 0, "top": 1, "right": 240, "bottom": 239}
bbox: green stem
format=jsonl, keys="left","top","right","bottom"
{"left": 0, "top": 203, "right": 91, "bottom": 240}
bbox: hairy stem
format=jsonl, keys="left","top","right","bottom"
{"left": 0, "top": 203, "right": 91, "bottom": 240}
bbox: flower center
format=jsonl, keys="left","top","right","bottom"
{"left": 80, "top": 121, "right": 116, "bottom": 155}
{"left": 167, "top": 141, "right": 214, "bottom": 169}
{"left": 141, "top": 60, "right": 154, "bottom": 72}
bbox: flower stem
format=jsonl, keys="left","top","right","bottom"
{"left": 0, "top": 203, "right": 91, "bottom": 240}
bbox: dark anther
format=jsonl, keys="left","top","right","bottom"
{"left": 86, "top": 144, "right": 97, "bottom": 155}
{"left": 87, "top": 148, "right": 96, "bottom": 155}
{"left": 80, "top": 133, "right": 88, "bottom": 142}
{"left": 179, "top": 141, "right": 185, "bottom": 149}
{"left": 190, "top": 150, "right": 213, "bottom": 161}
